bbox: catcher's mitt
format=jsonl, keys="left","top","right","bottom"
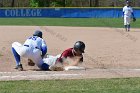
{"left": 49, "top": 66, "right": 64, "bottom": 71}
{"left": 28, "top": 59, "right": 35, "bottom": 66}
{"left": 133, "top": 17, "right": 136, "bottom": 22}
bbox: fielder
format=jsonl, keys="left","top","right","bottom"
{"left": 12, "top": 30, "right": 48, "bottom": 71}
{"left": 122, "top": 0, "right": 136, "bottom": 32}
{"left": 42, "top": 41, "right": 86, "bottom": 71}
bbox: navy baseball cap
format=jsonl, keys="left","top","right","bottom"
{"left": 33, "top": 30, "right": 42, "bottom": 38}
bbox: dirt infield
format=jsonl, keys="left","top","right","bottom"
{"left": 0, "top": 26, "right": 140, "bottom": 80}
{"left": 1, "top": 69, "right": 140, "bottom": 81}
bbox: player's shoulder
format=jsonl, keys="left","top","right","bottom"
{"left": 35, "top": 36, "right": 43, "bottom": 41}
{"left": 33, "top": 37, "right": 46, "bottom": 44}
{"left": 62, "top": 48, "right": 73, "bottom": 54}
{"left": 64, "top": 48, "right": 73, "bottom": 52}
{"left": 123, "top": 6, "right": 127, "bottom": 8}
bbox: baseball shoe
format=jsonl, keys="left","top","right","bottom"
{"left": 125, "top": 28, "right": 127, "bottom": 32}
{"left": 49, "top": 66, "right": 64, "bottom": 71}
{"left": 15, "top": 64, "right": 23, "bottom": 71}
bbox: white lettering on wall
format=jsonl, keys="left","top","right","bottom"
{"left": 5, "top": 9, "right": 42, "bottom": 17}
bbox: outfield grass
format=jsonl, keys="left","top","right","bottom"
{"left": 0, "top": 78, "right": 140, "bottom": 93}
{"left": 0, "top": 18, "right": 139, "bottom": 28}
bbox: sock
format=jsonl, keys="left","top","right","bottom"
{"left": 125, "top": 25, "right": 127, "bottom": 31}
{"left": 12, "top": 47, "right": 21, "bottom": 66}
{"left": 128, "top": 25, "right": 130, "bottom": 30}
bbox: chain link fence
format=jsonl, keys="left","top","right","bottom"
{"left": 0, "top": 0, "right": 139, "bottom": 7}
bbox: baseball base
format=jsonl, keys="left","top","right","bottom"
{"left": 64, "top": 66, "right": 86, "bottom": 71}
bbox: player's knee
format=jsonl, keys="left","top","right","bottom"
{"left": 12, "top": 42, "right": 20, "bottom": 48}
{"left": 12, "top": 42, "right": 16, "bottom": 48}
{"left": 41, "top": 63, "right": 49, "bottom": 71}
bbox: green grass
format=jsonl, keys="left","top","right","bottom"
{"left": 0, "top": 18, "right": 139, "bottom": 28}
{"left": 1, "top": 78, "right": 140, "bottom": 93}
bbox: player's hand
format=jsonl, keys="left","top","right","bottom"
{"left": 75, "top": 55, "right": 82, "bottom": 59}
{"left": 133, "top": 17, "right": 136, "bottom": 22}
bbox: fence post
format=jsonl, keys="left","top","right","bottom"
{"left": 90, "top": 0, "right": 92, "bottom": 7}
{"left": 11, "top": 0, "right": 15, "bottom": 7}
{"left": 95, "top": 0, "right": 99, "bottom": 7}
{"left": 63, "top": 0, "right": 65, "bottom": 7}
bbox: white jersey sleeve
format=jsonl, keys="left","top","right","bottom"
{"left": 123, "top": 6, "right": 125, "bottom": 12}
{"left": 41, "top": 39, "right": 47, "bottom": 47}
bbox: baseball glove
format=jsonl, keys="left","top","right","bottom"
{"left": 133, "top": 17, "right": 136, "bottom": 22}
{"left": 28, "top": 59, "right": 35, "bottom": 66}
{"left": 49, "top": 66, "right": 64, "bottom": 71}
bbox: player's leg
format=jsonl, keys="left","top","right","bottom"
{"left": 11, "top": 42, "right": 23, "bottom": 70}
{"left": 46, "top": 54, "right": 55, "bottom": 58}
{"left": 125, "top": 25, "right": 127, "bottom": 31}
{"left": 12, "top": 47, "right": 21, "bottom": 67}
{"left": 127, "top": 17, "right": 131, "bottom": 31}
{"left": 127, "top": 24, "right": 130, "bottom": 31}
{"left": 43, "top": 57, "right": 57, "bottom": 66}
{"left": 35, "top": 59, "right": 50, "bottom": 71}
{"left": 42, "top": 56, "right": 57, "bottom": 70}
{"left": 30, "top": 48, "right": 50, "bottom": 70}
{"left": 43, "top": 54, "right": 63, "bottom": 71}
{"left": 124, "top": 16, "right": 127, "bottom": 31}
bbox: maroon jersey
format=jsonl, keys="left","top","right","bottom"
{"left": 57, "top": 48, "right": 83, "bottom": 63}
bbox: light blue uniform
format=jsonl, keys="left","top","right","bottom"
{"left": 12, "top": 36, "right": 48, "bottom": 70}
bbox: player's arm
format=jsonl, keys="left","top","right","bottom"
{"left": 122, "top": 12, "right": 124, "bottom": 18}
{"left": 122, "top": 7, "right": 125, "bottom": 17}
{"left": 62, "top": 56, "right": 83, "bottom": 66}
{"left": 69, "top": 56, "right": 83, "bottom": 66}
{"left": 41, "top": 39, "right": 47, "bottom": 58}
{"left": 131, "top": 7, "right": 135, "bottom": 18}
{"left": 132, "top": 12, "right": 135, "bottom": 18}
{"left": 68, "top": 58, "right": 80, "bottom": 66}
{"left": 131, "top": 8, "right": 136, "bottom": 22}
{"left": 60, "top": 57, "right": 69, "bottom": 66}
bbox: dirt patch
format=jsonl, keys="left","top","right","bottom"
{"left": 0, "top": 26, "right": 140, "bottom": 80}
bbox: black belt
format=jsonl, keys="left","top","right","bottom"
{"left": 24, "top": 45, "right": 39, "bottom": 49}
{"left": 24, "top": 45, "right": 29, "bottom": 47}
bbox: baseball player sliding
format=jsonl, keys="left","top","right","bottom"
{"left": 122, "top": 0, "right": 136, "bottom": 32}
{"left": 12, "top": 30, "right": 48, "bottom": 71}
{"left": 42, "top": 41, "right": 86, "bottom": 71}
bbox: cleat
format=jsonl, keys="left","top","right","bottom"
{"left": 15, "top": 64, "right": 23, "bottom": 71}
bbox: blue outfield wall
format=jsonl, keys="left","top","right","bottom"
{"left": 0, "top": 8, "right": 140, "bottom": 18}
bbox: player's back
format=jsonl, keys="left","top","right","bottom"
{"left": 24, "top": 36, "right": 44, "bottom": 49}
